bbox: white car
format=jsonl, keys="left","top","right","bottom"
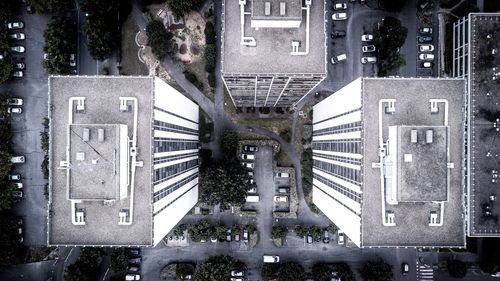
{"left": 332, "top": 13, "right": 347, "bottom": 20}
{"left": 422, "top": 62, "right": 433, "bottom": 68}
{"left": 419, "top": 53, "right": 434, "bottom": 60}
{"left": 10, "top": 46, "right": 25, "bottom": 53}
{"left": 13, "top": 71, "right": 24, "bottom": 78}
{"left": 241, "top": 162, "right": 254, "bottom": 169}
{"left": 263, "top": 255, "right": 280, "bottom": 263}
{"left": 361, "top": 57, "right": 377, "bottom": 64}
{"left": 362, "top": 45, "right": 376, "bottom": 53}
{"left": 337, "top": 230, "right": 345, "bottom": 245}
{"left": 241, "top": 154, "right": 255, "bottom": 160}
{"left": 419, "top": 44, "right": 434, "bottom": 52}
{"left": 6, "top": 22, "right": 24, "bottom": 30}
{"left": 231, "top": 271, "right": 244, "bottom": 277}
{"left": 275, "top": 172, "right": 290, "bottom": 178}
{"left": 248, "top": 187, "right": 257, "bottom": 193}
{"left": 14, "top": 183, "right": 23, "bottom": 189}
{"left": 361, "top": 34, "right": 373, "bottom": 42}
{"left": 9, "top": 33, "right": 25, "bottom": 40}
{"left": 8, "top": 107, "right": 22, "bottom": 114}
{"left": 333, "top": 3, "right": 347, "bottom": 10}
{"left": 15, "top": 63, "right": 25, "bottom": 70}
{"left": 8, "top": 98, "right": 23, "bottom": 106}
{"left": 11, "top": 156, "right": 25, "bottom": 163}
{"left": 331, "top": 53, "right": 347, "bottom": 64}
{"left": 273, "top": 195, "right": 288, "bottom": 202}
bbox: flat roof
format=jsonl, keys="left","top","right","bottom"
{"left": 468, "top": 13, "right": 500, "bottom": 235}
{"left": 48, "top": 76, "right": 153, "bottom": 246}
{"left": 397, "top": 126, "right": 448, "bottom": 202}
{"left": 361, "top": 78, "right": 466, "bottom": 247}
{"left": 222, "top": 0, "right": 326, "bottom": 74}
{"left": 252, "top": 0, "right": 302, "bottom": 19}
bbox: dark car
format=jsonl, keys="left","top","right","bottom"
{"left": 331, "top": 30, "right": 346, "bottom": 38}
{"left": 127, "top": 248, "right": 141, "bottom": 257}
{"left": 128, "top": 257, "right": 141, "bottom": 265}
{"left": 418, "top": 36, "right": 432, "bottom": 43}
{"left": 402, "top": 262, "right": 409, "bottom": 275}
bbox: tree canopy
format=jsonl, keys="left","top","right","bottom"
{"left": 271, "top": 225, "right": 288, "bottom": 240}
{"left": 0, "top": 28, "right": 15, "bottom": 84}
{"left": 313, "top": 263, "right": 356, "bottom": 281}
{"left": 43, "top": 16, "right": 76, "bottom": 75}
{"left": 447, "top": 260, "right": 467, "bottom": 278}
{"left": 373, "top": 16, "right": 408, "bottom": 76}
{"left": 200, "top": 158, "right": 253, "bottom": 210}
{"left": 279, "top": 262, "right": 306, "bottom": 281}
{"left": 192, "top": 255, "right": 236, "bottom": 281}
{"left": 380, "top": 0, "right": 408, "bottom": 12}
{"left": 166, "top": 0, "right": 203, "bottom": 18}
{"left": 360, "top": 260, "right": 393, "bottom": 281}
{"left": 220, "top": 130, "right": 239, "bottom": 155}
{"left": 146, "top": 20, "right": 175, "bottom": 60}
{"left": 65, "top": 248, "right": 103, "bottom": 281}
{"left": 0, "top": 0, "right": 19, "bottom": 22}
{"left": 26, "top": 0, "right": 72, "bottom": 13}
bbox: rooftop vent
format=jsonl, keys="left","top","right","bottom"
{"left": 386, "top": 212, "right": 396, "bottom": 226}
{"left": 411, "top": 129, "right": 418, "bottom": 143}
{"left": 430, "top": 101, "right": 439, "bottom": 113}
{"left": 280, "top": 2, "right": 286, "bottom": 15}
{"left": 119, "top": 98, "right": 129, "bottom": 112}
{"left": 98, "top": 128, "right": 105, "bottom": 143}
{"left": 404, "top": 154, "right": 413, "bottom": 162}
{"left": 75, "top": 210, "right": 86, "bottom": 225}
{"left": 76, "top": 152, "right": 85, "bottom": 161}
{"left": 429, "top": 211, "right": 439, "bottom": 226}
{"left": 118, "top": 209, "right": 130, "bottom": 225}
{"left": 83, "top": 128, "right": 90, "bottom": 142}
{"left": 76, "top": 98, "right": 85, "bottom": 112}
{"left": 426, "top": 130, "right": 433, "bottom": 143}
{"left": 291, "top": 41, "right": 300, "bottom": 52}
{"left": 265, "top": 2, "right": 271, "bottom": 16}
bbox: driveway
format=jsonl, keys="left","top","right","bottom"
{"left": 0, "top": 8, "right": 50, "bottom": 246}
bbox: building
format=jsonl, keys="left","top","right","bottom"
{"left": 221, "top": 0, "right": 326, "bottom": 108}
{"left": 47, "top": 76, "right": 199, "bottom": 246}
{"left": 453, "top": 13, "right": 500, "bottom": 237}
{"left": 312, "top": 78, "right": 466, "bottom": 247}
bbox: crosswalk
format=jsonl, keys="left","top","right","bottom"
{"left": 416, "top": 262, "right": 434, "bottom": 281}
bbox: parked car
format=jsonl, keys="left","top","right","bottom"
{"left": 6, "top": 22, "right": 24, "bottom": 30}
{"left": 249, "top": 178, "right": 255, "bottom": 185}
{"left": 362, "top": 45, "right": 376, "bottom": 53}
{"left": 337, "top": 230, "right": 345, "bottom": 245}
{"left": 419, "top": 27, "right": 432, "bottom": 34}
{"left": 273, "top": 195, "right": 288, "bottom": 202}
{"left": 241, "top": 162, "right": 254, "bottom": 169}
{"left": 331, "top": 30, "right": 346, "bottom": 38}
{"left": 248, "top": 187, "right": 257, "bottom": 193}
{"left": 226, "top": 229, "right": 232, "bottom": 242}
{"left": 127, "top": 248, "right": 141, "bottom": 256}
{"left": 402, "top": 263, "right": 409, "bottom": 275}
{"left": 234, "top": 232, "right": 240, "bottom": 241}
{"left": 125, "top": 274, "right": 140, "bottom": 281}
{"left": 323, "top": 230, "right": 330, "bottom": 243}
{"left": 333, "top": 3, "right": 347, "bottom": 10}
{"left": 231, "top": 270, "right": 244, "bottom": 277}
{"left": 247, "top": 171, "right": 254, "bottom": 177}
{"left": 128, "top": 266, "right": 140, "bottom": 272}
{"left": 69, "top": 54, "right": 76, "bottom": 67}
{"left": 241, "top": 154, "right": 255, "bottom": 160}
{"left": 331, "top": 53, "right": 347, "bottom": 64}
{"left": 8, "top": 174, "right": 21, "bottom": 181}
{"left": 12, "top": 71, "right": 23, "bottom": 78}
{"left": 128, "top": 257, "right": 141, "bottom": 264}
{"left": 8, "top": 107, "right": 22, "bottom": 114}
{"left": 9, "top": 33, "right": 25, "bottom": 40}
{"left": 331, "top": 271, "right": 340, "bottom": 281}
{"left": 15, "top": 63, "right": 25, "bottom": 70}
{"left": 243, "top": 145, "right": 258, "bottom": 152}
{"left": 361, "top": 57, "right": 377, "bottom": 64}
{"left": 44, "top": 53, "right": 50, "bottom": 60}
{"left": 361, "top": 34, "right": 373, "bottom": 42}
{"left": 275, "top": 172, "right": 290, "bottom": 178}
{"left": 418, "top": 36, "right": 433, "bottom": 43}
{"left": 278, "top": 187, "right": 289, "bottom": 193}
{"left": 14, "top": 182, "right": 23, "bottom": 189}
{"left": 263, "top": 255, "right": 280, "bottom": 263}
{"left": 243, "top": 229, "right": 249, "bottom": 242}
{"left": 14, "top": 190, "right": 23, "bottom": 198}
{"left": 422, "top": 62, "right": 433, "bottom": 68}
{"left": 419, "top": 53, "right": 434, "bottom": 61}
{"left": 419, "top": 44, "right": 434, "bottom": 52}
{"left": 231, "top": 278, "right": 243, "bottom": 281}
{"left": 11, "top": 156, "right": 25, "bottom": 163}
{"left": 332, "top": 13, "right": 347, "bottom": 20}
{"left": 10, "top": 46, "right": 25, "bottom": 53}
{"left": 306, "top": 234, "right": 313, "bottom": 244}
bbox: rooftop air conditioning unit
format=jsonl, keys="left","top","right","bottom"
{"left": 305, "top": 0, "right": 312, "bottom": 5}
{"left": 118, "top": 209, "right": 130, "bottom": 225}
{"left": 429, "top": 212, "right": 439, "bottom": 226}
{"left": 83, "top": 128, "right": 90, "bottom": 142}
{"left": 386, "top": 212, "right": 396, "bottom": 226}
{"left": 75, "top": 210, "right": 86, "bottom": 225}
{"left": 120, "top": 99, "right": 128, "bottom": 112}
{"left": 76, "top": 99, "right": 85, "bottom": 112}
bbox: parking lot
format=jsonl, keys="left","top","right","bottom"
{"left": 1, "top": 8, "right": 50, "bottom": 246}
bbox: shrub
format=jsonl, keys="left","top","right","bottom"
{"left": 179, "top": 44, "right": 188, "bottom": 54}
{"left": 204, "top": 21, "right": 215, "bottom": 44}
{"left": 207, "top": 72, "right": 216, "bottom": 88}
{"left": 279, "top": 128, "right": 291, "bottom": 142}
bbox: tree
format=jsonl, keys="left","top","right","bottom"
{"left": 43, "top": 16, "right": 77, "bottom": 75}
{"left": 373, "top": 16, "right": 408, "bottom": 76}
{"left": 0, "top": 29, "right": 14, "bottom": 84}
{"left": 204, "top": 21, "right": 215, "bottom": 44}
{"left": 220, "top": 130, "right": 239, "bottom": 155}
{"left": 200, "top": 159, "right": 253, "bottom": 210}
{"left": 204, "top": 44, "right": 216, "bottom": 72}
{"left": 327, "top": 224, "right": 338, "bottom": 234}
{"left": 188, "top": 220, "right": 210, "bottom": 242}
{"left": 65, "top": 248, "right": 103, "bottom": 281}
{"left": 110, "top": 249, "right": 128, "bottom": 278}
{"left": 279, "top": 262, "right": 306, "bottom": 281}
{"left": 176, "top": 263, "right": 195, "bottom": 279}
{"left": 192, "top": 255, "right": 236, "bottom": 281}
{"left": 261, "top": 263, "right": 280, "bottom": 279}
{"left": 294, "top": 225, "right": 308, "bottom": 238}
{"left": 380, "top": 0, "right": 408, "bottom": 12}
{"left": 313, "top": 263, "right": 333, "bottom": 281}
{"left": 309, "top": 225, "right": 322, "bottom": 240}
{"left": 360, "top": 260, "right": 393, "bottom": 281}
{"left": 0, "top": 0, "right": 19, "bottom": 22}
{"left": 271, "top": 225, "right": 288, "bottom": 240}
{"left": 0, "top": 150, "right": 12, "bottom": 180}
{"left": 166, "top": 0, "right": 203, "bottom": 18}
{"left": 0, "top": 182, "right": 18, "bottom": 211}
{"left": 146, "top": 20, "right": 173, "bottom": 60}
{"left": 174, "top": 224, "right": 187, "bottom": 236}
{"left": 26, "top": 0, "right": 72, "bottom": 13}
{"left": 81, "top": 0, "right": 120, "bottom": 61}
{"left": 447, "top": 260, "right": 467, "bottom": 278}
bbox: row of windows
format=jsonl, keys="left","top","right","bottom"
{"left": 313, "top": 153, "right": 361, "bottom": 166}
{"left": 313, "top": 159, "right": 362, "bottom": 184}
{"left": 313, "top": 121, "right": 362, "bottom": 137}
{"left": 154, "top": 159, "right": 199, "bottom": 182}
{"left": 153, "top": 173, "right": 198, "bottom": 202}
{"left": 153, "top": 183, "right": 197, "bottom": 216}
{"left": 154, "top": 152, "right": 198, "bottom": 165}
{"left": 153, "top": 120, "right": 198, "bottom": 136}
{"left": 153, "top": 139, "right": 198, "bottom": 153}
{"left": 313, "top": 173, "right": 362, "bottom": 203}
{"left": 312, "top": 140, "right": 361, "bottom": 154}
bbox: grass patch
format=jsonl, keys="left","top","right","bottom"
{"left": 184, "top": 59, "right": 214, "bottom": 101}
{"left": 237, "top": 132, "right": 272, "bottom": 141}
{"left": 275, "top": 149, "right": 293, "bottom": 167}
{"left": 236, "top": 118, "right": 292, "bottom": 136}
{"left": 224, "top": 87, "right": 237, "bottom": 114}
{"left": 120, "top": 14, "right": 148, "bottom": 75}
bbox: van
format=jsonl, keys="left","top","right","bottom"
{"left": 330, "top": 54, "right": 347, "bottom": 64}
{"left": 246, "top": 195, "right": 260, "bottom": 202}
{"left": 263, "top": 255, "right": 280, "bottom": 263}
